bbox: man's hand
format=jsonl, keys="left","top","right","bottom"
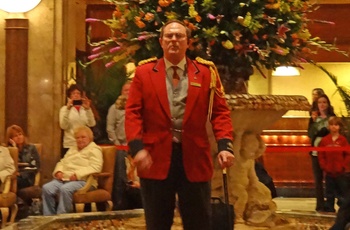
{"left": 69, "top": 174, "right": 78, "bottom": 181}
{"left": 217, "top": 150, "right": 235, "bottom": 169}
{"left": 134, "top": 149, "right": 152, "bottom": 172}
{"left": 55, "top": 171, "right": 64, "bottom": 180}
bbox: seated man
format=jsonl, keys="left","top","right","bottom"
{"left": 42, "top": 126, "right": 103, "bottom": 215}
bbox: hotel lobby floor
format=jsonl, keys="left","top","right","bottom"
{"left": 234, "top": 197, "right": 338, "bottom": 230}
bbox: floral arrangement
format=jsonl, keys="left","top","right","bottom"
{"left": 85, "top": 0, "right": 347, "bottom": 93}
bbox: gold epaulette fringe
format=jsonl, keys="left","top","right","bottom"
{"left": 138, "top": 57, "right": 157, "bottom": 66}
{"left": 195, "top": 57, "right": 225, "bottom": 120}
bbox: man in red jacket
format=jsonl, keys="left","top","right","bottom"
{"left": 125, "top": 20, "right": 234, "bottom": 230}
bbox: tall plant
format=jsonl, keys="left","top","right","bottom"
{"left": 85, "top": 0, "right": 347, "bottom": 93}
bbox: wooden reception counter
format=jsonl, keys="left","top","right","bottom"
{"left": 260, "top": 116, "right": 314, "bottom": 197}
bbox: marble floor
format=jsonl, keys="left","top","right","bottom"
{"left": 273, "top": 197, "right": 339, "bottom": 214}
{"left": 233, "top": 197, "right": 338, "bottom": 230}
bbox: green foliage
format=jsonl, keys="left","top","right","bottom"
{"left": 85, "top": 0, "right": 347, "bottom": 80}
{"left": 77, "top": 59, "right": 127, "bottom": 143}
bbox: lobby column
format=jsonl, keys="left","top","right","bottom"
{"left": 5, "top": 18, "right": 28, "bottom": 133}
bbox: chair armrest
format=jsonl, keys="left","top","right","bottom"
{"left": 1, "top": 175, "right": 12, "bottom": 197}
{"left": 74, "top": 172, "right": 112, "bottom": 195}
{"left": 34, "top": 171, "right": 41, "bottom": 186}
{"left": 75, "top": 174, "right": 95, "bottom": 194}
{"left": 92, "top": 172, "right": 111, "bottom": 178}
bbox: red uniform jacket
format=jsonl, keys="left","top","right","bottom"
{"left": 125, "top": 57, "right": 233, "bottom": 182}
{"left": 318, "top": 134, "right": 350, "bottom": 177}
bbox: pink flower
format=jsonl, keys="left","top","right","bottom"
{"left": 88, "top": 53, "right": 101, "bottom": 60}
{"left": 138, "top": 35, "right": 148, "bottom": 40}
{"left": 92, "top": 47, "right": 103, "bottom": 53}
{"left": 85, "top": 18, "right": 100, "bottom": 22}
{"left": 105, "top": 61, "right": 116, "bottom": 68}
{"left": 109, "top": 47, "right": 121, "bottom": 53}
{"left": 207, "top": 14, "right": 215, "bottom": 20}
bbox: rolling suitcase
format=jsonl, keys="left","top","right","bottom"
{"left": 211, "top": 168, "right": 235, "bottom": 230}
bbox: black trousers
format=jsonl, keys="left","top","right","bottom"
{"left": 311, "top": 155, "right": 325, "bottom": 211}
{"left": 140, "top": 143, "right": 211, "bottom": 230}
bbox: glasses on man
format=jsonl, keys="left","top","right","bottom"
{"left": 163, "top": 33, "right": 187, "bottom": 40}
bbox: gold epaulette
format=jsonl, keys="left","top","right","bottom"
{"left": 138, "top": 57, "right": 157, "bottom": 66}
{"left": 195, "top": 57, "right": 215, "bottom": 67}
{"left": 195, "top": 57, "right": 226, "bottom": 120}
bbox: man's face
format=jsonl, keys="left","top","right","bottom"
{"left": 159, "top": 22, "right": 188, "bottom": 61}
{"left": 75, "top": 130, "right": 91, "bottom": 150}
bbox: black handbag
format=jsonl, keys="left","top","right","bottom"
{"left": 211, "top": 168, "right": 235, "bottom": 230}
{"left": 211, "top": 197, "right": 234, "bottom": 230}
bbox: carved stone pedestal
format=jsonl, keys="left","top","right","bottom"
{"left": 210, "top": 94, "right": 310, "bottom": 229}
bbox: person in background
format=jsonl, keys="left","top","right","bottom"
{"left": 308, "top": 94, "right": 336, "bottom": 212}
{"left": 106, "top": 80, "right": 142, "bottom": 210}
{"left": 125, "top": 20, "right": 235, "bottom": 230}
{"left": 59, "top": 84, "right": 96, "bottom": 157}
{"left": 5, "top": 125, "right": 40, "bottom": 199}
{"left": 318, "top": 116, "right": 350, "bottom": 213}
{"left": 41, "top": 126, "right": 103, "bottom": 215}
{"left": 310, "top": 88, "right": 325, "bottom": 112}
{"left": 0, "top": 145, "right": 16, "bottom": 191}
{"left": 106, "top": 81, "right": 131, "bottom": 146}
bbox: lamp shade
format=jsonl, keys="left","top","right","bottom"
{"left": 0, "top": 0, "right": 41, "bottom": 13}
{"left": 272, "top": 66, "right": 300, "bottom": 77}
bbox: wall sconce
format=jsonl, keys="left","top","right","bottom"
{"left": 272, "top": 66, "right": 300, "bottom": 77}
{"left": 1, "top": 0, "right": 41, "bottom": 133}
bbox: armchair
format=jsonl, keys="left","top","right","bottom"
{"left": 17, "top": 143, "right": 42, "bottom": 204}
{"left": 73, "top": 146, "right": 116, "bottom": 212}
{"left": 0, "top": 147, "right": 18, "bottom": 228}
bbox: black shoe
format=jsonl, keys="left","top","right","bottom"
{"left": 323, "top": 207, "right": 336, "bottom": 213}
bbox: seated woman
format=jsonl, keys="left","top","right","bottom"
{"left": 0, "top": 145, "right": 16, "bottom": 191}
{"left": 6, "top": 125, "right": 40, "bottom": 195}
{"left": 41, "top": 126, "right": 103, "bottom": 215}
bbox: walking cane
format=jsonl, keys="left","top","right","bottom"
{"left": 223, "top": 168, "right": 233, "bottom": 230}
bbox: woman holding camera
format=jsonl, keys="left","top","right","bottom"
{"left": 59, "top": 84, "right": 96, "bottom": 157}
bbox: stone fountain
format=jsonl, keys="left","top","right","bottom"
{"left": 210, "top": 94, "right": 312, "bottom": 229}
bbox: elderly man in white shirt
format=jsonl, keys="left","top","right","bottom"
{"left": 42, "top": 126, "right": 103, "bottom": 215}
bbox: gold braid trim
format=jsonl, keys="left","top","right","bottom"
{"left": 138, "top": 57, "right": 157, "bottom": 66}
{"left": 195, "top": 57, "right": 225, "bottom": 120}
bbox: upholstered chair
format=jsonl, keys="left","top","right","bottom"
{"left": 73, "top": 146, "right": 116, "bottom": 212}
{"left": 0, "top": 147, "right": 18, "bottom": 228}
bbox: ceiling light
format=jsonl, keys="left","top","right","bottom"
{"left": 272, "top": 66, "right": 300, "bottom": 77}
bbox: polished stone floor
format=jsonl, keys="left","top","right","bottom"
{"left": 233, "top": 197, "right": 337, "bottom": 230}
{"left": 6, "top": 197, "right": 338, "bottom": 230}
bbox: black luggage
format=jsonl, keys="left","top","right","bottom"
{"left": 211, "top": 168, "right": 235, "bottom": 230}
